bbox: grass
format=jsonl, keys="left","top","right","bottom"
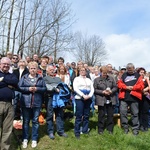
{"left": 11, "top": 110, "right": 150, "bottom": 150}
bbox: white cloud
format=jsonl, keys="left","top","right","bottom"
{"left": 104, "top": 34, "right": 150, "bottom": 71}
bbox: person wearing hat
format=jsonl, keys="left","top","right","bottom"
{"left": 120, "top": 66, "right": 126, "bottom": 73}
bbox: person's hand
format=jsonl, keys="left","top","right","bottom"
{"left": 83, "top": 95, "right": 90, "bottom": 100}
{"left": 143, "top": 91, "right": 149, "bottom": 96}
{"left": 32, "top": 87, "right": 37, "bottom": 93}
{"left": 53, "top": 87, "right": 60, "bottom": 93}
{"left": 29, "top": 87, "right": 36, "bottom": 92}
{"left": 0, "top": 77, "right": 4, "bottom": 82}
{"left": 126, "top": 86, "right": 133, "bottom": 91}
{"left": 103, "top": 90, "right": 110, "bottom": 95}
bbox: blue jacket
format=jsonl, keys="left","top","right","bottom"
{"left": 52, "top": 82, "right": 71, "bottom": 108}
{"left": 18, "top": 74, "right": 46, "bottom": 108}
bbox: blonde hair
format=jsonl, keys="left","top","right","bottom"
{"left": 28, "top": 61, "right": 38, "bottom": 69}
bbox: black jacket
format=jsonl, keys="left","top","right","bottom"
{"left": 13, "top": 67, "right": 29, "bottom": 80}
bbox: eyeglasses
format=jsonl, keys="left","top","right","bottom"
{"left": 13, "top": 57, "right": 18, "bottom": 60}
{"left": 1, "top": 63, "right": 10, "bottom": 66}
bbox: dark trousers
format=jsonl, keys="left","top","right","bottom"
{"left": 74, "top": 99, "right": 91, "bottom": 136}
{"left": 139, "top": 96, "right": 150, "bottom": 128}
{"left": 98, "top": 104, "right": 114, "bottom": 132}
{"left": 46, "top": 97, "right": 65, "bottom": 135}
{"left": 120, "top": 100, "right": 139, "bottom": 130}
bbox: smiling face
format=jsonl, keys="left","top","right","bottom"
{"left": 0, "top": 57, "right": 11, "bottom": 73}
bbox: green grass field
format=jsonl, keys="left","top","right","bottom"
{"left": 11, "top": 111, "right": 150, "bottom": 150}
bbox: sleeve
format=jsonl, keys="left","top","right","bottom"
{"left": 35, "top": 78, "right": 47, "bottom": 93}
{"left": 117, "top": 79, "right": 127, "bottom": 90}
{"left": 73, "top": 77, "right": 84, "bottom": 97}
{"left": 132, "top": 76, "right": 144, "bottom": 91}
{"left": 93, "top": 78, "right": 104, "bottom": 95}
{"left": 88, "top": 80, "right": 94, "bottom": 97}
{"left": 3, "top": 73, "right": 19, "bottom": 88}
{"left": 18, "top": 77, "right": 30, "bottom": 93}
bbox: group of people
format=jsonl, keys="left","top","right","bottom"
{"left": 0, "top": 52, "right": 150, "bottom": 150}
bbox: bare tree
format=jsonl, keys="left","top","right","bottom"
{"left": 72, "top": 32, "right": 107, "bottom": 66}
{"left": 6, "top": 0, "right": 15, "bottom": 53}
{"left": 0, "top": 0, "right": 74, "bottom": 58}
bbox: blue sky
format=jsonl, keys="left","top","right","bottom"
{"left": 66, "top": 0, "right": 150, "bottom": 71}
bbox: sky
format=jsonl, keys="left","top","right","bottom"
{"left": 65, "top": 0, "right": 150, "bottom": 71}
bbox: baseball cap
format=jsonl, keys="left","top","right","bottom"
{"left": 71, "top": 62, "right": 76, "bottom": 65}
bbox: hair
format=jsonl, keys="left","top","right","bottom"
{"left": 137, "top": 67, "right": 146, "bottom": 74}
{"left": 42, "top": 55, "right": 49, "bottom": 61}
{"left": 58, "top": 57, "right": 64, "bottom": 63}
{"left": 126, "top": 63, "right": 135, "bottom": 69}
{"left": 28, "top": 61, "right": 38, "bottom": 69}
{"left": 41, "top": 58, "right": 48, "bottom": 64}
{"left": 46, "top": 64, "right": 54, "bottom": 71}
{"left": 18, "top": 59, "right": 27, "bottom": 66}
{"left": 12, "top": 54, "right": 18, "bottom": 58}
{"left": 57, "top": 65, "right": 67, "bottom": 75}
{"left": 106, "top": 64, "right": 112, "bottom": 67}
{"left": 100, "top": 66, "right": 108, "bottom": 73}
{"left": 0, "top": 57, "right": 11, "bottom": 64}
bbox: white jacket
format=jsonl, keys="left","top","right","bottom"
{"left": 73, "top": 75, "right": 94, "bottom": 99}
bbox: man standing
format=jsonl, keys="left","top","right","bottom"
{"left": 118, "top": 63, "right": 144, "bottom": 135}
{"left": 0, "top": 57, "right": 19, "bottom": 150}
{"left": 44, "top": 65, "right": 68, "bottom": 140}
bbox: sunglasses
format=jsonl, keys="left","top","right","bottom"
{"left": 13, "top": 57, "right": 18, "bottom": 60}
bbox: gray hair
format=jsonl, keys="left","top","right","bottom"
{"left": 126, "top": 63, "right": 135, "bottom": 69}
{"left": 0, "top": 57, "right": 11, "bottom": 64}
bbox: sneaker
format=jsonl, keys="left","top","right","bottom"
{"left": 22, "top": 139, "right": 28, "bottom": 149}
{"left": 80, "top": 127, "right": 90, "bottom": 134}
{"left": 132, "top": 130, "right": 139, "bottom": 136}
{"left": 31, "top": 140, "right": 37, "bottom": 148}
{"left": 59, "top": 133, "right": 68, "bottom": 138}
{"left": 49, "top": 133, "right": 55, "bottom": 140}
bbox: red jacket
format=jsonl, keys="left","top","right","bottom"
{"left": 117, "top": 76, "right": 144, "bottom": 100}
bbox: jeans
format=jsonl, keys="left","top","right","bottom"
{"left": 46, "top": 97, "right": 65, "bottom": 135}
{"left": 0, "top": 101, "right": 14, "bottom": 150}
{"left": 74, "top": 99, "right": 92, "bottom": 136}
{"left": 120, "top": 100, "right": 139, "bottom": 130}
{"left": 22, "top": 107, "right": 41, "bottom": 141}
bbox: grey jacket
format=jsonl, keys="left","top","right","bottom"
{"left": 94, "top": 75, "right": 118, "bottom": 106}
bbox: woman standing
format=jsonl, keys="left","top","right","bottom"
{"left": 13, "top": 59, "right": 29, "bottom": 119}
{"left": 18, "top": 61, "right": 46, "bottom": 148}
{"left": 56, "top": 65, "right": 70, "bottom": 87}
{"left": 94, "top": 66, "right": 118, "bottom": 134}
{"left": 137, "top": 67, "right": 150, "bottom": 131}
{"left": 73, "top": 67, "right": 94, "bottom": 139}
